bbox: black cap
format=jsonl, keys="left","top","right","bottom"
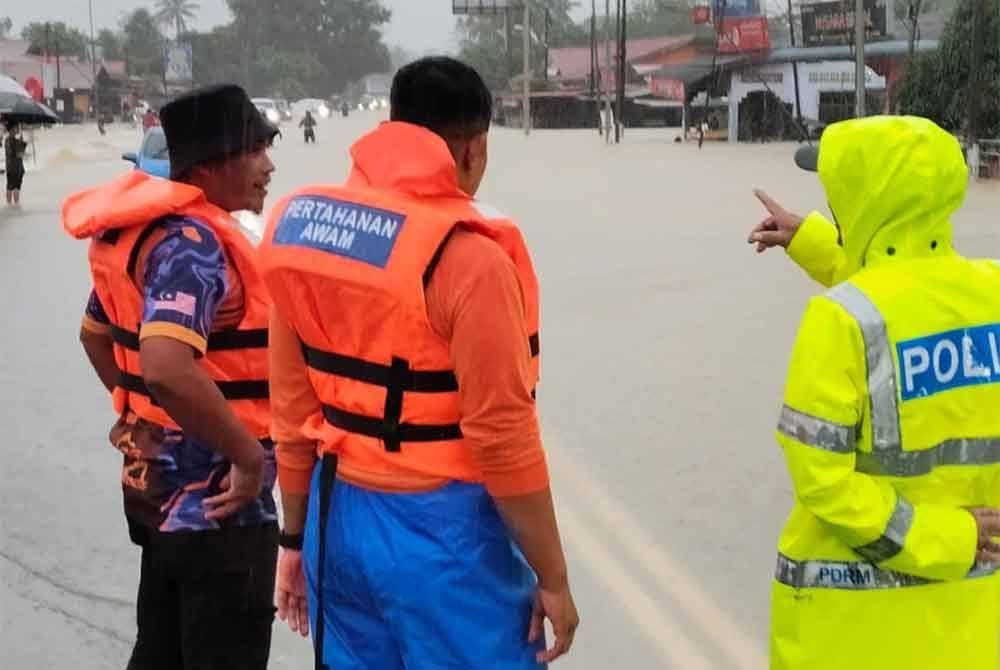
{"left": 794, "top": 145, "right": 819, "bottom": 172}
{"left": 160, "top": 84, "right": 278, "bottom": 179}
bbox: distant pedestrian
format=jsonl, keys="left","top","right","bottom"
{"left": 142, "top": 108, "right": 160, "bottom": 134}
{"left": 299, "top": 110, "right": 317, "bottom": 143}
{"left": 4, "top": 123, "right": 27, "bottom": 207}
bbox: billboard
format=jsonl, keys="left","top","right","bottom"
{"left": 717, "top": 16, "right": 771, "bottom": 53}
{"left": 713, "top": 0, "right": 762, "bottom": 18}
{"left": 164, "top": 42, "right": 193, "bottom": 84}
{"left": 452, "top": 0, "right": 524, "bottom": 14}
{"left": 800, "top": 0, "right": 888, "bottom": 46}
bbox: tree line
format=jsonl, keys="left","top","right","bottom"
{"left": 7, "top": 0, "right": 393, "bottom": 99}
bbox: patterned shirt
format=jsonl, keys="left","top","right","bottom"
{"left": 83, "top": 215, "right": 276, "bottom": 532}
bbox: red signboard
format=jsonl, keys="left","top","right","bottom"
{"left": 692, "top": 6, "right": 711, "bottom": 24}
{"left": 24, "top": 77, "right": 43, "bottom": 102}
{"left": 650, "top": 76, "right": 686, "bottom": 102}
{"left": 716, "top": 16, "right": 771, "bottom": 53}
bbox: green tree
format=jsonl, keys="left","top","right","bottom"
{"left": 226, "top": 0, "right": 392, "bottom": 95}
{"left": 390, "top": 45, "right": 415, "bottom": 70}
{"left": 21, "top": 21, "right": 89, "bottom": 60}
{"left": 897, "top": 0, "right": 1000, "bottom": 136}
{"left": 184, "top": 25, "right": 245, "bottom": 86}
{"left": 626, "top": 0, "right": 693, "bottom": 38}
{"left": 122, "top": 9, "right": 167, "bottom": 77}
{"left": 155, "top": 0, "right": 201, "bottom": 38}
{"left": 456, "top": 13, "right": 510, "bottom": 89}
{"left": 97, "top": 28, "right": 123, "bottom": 61}
{"left": 0, "top": 17, "right": 13, "bottom": 39}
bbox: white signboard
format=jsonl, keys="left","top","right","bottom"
{"left": 164, "top": 42, "right": 193, "bottom": 84}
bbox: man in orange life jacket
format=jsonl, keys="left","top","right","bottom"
{"left": 64, "top": 85, "right": 279, "bottom": 670}
{"left": 260, "top": 57, "right": 580, "bottom": 669}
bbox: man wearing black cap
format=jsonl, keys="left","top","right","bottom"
{"left": 63, "top": 84, "right": 280, "bottom": 670}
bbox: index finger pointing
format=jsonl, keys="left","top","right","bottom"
{"left": 753, "top": 189, "right": 783, "bottom": 215}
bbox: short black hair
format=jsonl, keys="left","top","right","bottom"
{"left": 390, "top": 56, "right": 492, "bottom": 142}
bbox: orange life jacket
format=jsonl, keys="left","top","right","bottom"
{"left": 63, "top": 171, "right": 271, "bottom": 438}
{"left": 258, "top": 182, "right": 540, "bottom": 486}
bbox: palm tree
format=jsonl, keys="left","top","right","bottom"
{"left": 153, "top": 0, "right": 200, "bottom": 38}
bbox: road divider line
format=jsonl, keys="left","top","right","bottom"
{"left": 556, "top": 497, "right": 714, "bottom": 669}
{"left": 547, "top": 440, "right": 768, "bottom": 670}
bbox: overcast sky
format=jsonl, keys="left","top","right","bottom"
{"left": 3, "top": 1, "right": 586, "bottom": 54}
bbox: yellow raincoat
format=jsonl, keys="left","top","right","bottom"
{"left": 772, "top": 116, "right": 1000, "bottom": 669}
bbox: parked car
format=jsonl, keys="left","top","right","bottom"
{"left": 294, "top": 98, "right": 331, "bottom": 118}
{"left": 122, "top": 126, "right": 170, "bottom": 179}
{"left": 275, "top": 98, "right": 293, "bottom": 121}
{"left": 251, "top": 97, "right": 282, "bottom": 124}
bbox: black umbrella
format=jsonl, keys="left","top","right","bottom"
{"left": 0, "top": 92, "right": 58, "bottom": 126}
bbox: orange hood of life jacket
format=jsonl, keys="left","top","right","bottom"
{"left": 258, "top": 122, "right": 540, "bottom": 486}
{"left": 63, "top": 170, "right": 271, "bottom": 438}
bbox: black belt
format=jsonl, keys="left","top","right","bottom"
{"left": 117, "top": 370, "right": 269, "bottom": 403}
{"left": 110, "top": 324, "right": 268, "bottom": 352}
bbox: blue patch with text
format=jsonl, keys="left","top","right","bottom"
{"left": 897, "top": 323, "right": 1000, "bottom": 401}
{"left": 274, "top": 196, "right": 405, "bottom": 268}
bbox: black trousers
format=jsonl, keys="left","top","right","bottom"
{"left": 6, "top": 169, "right": 23, "bottom": 191}
{"left": 126, "top": 521, "right": 278, "bottom": 670}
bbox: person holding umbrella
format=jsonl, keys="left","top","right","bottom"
{"left": 4, "top": 123, "right": 26, "bottom": 206}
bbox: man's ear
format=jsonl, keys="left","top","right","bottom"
{"left": 467, "top": 132, "right": 487, "bottom": 166}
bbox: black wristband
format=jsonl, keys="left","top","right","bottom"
{"left": 278, "top": 530, "right": 304, "bottom": 550}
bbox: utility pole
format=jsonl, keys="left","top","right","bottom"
{"left": 506, "top": 6, "right": 515, "bottom": 82}
{"left": 787, "top": 0, "right": 803, "bottom": 127}
{"left": 604, "top": 0, "right": 613, "bottom": 142}
{"left": 615, "top": 0, "right": 627, "bottom": 143}
{"left": 591, "top": 0, "right": 600, "bottom": 134}
{"left": 968, "top": 0, "right": 985, "bottom": 177}
{"left": 544, "top": 7, "right": 550, "bottom": 81}
{"left": 54, "top": 28, "right": 62, "bottom": 92}
{"left": 523, "top": 1, "right": 531, "bottom": 136}
{"left": 854, "top": 0, "right": 866, "bottom": 117}
{"left": 89, "top": 0, "right": 99, "bottom": 121}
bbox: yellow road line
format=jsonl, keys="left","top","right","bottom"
{"left": 557, "top": 497, "right": 715, "bottom": 669}
{"left": 548, "top": 442, "right": 768, "bottom": 669}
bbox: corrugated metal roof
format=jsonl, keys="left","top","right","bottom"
{"left": 549, "top": 35, "right": 694, "bottom": 81}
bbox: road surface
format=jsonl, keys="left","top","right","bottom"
{"left": 2, "top": 115, "right": 997, "bottom": 668}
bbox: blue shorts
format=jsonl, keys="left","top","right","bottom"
{"left": 303, "top": 465, "right": 545, "bottom": 670}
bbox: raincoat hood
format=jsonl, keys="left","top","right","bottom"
{"left": 63, "top": 170, "right": 207, "bottom": 240}
{"left": 817, "top": 116, "right": 967, "bottom": 277}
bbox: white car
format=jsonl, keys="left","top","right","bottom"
{"left": 294, "top": 98, "right": 331, "bottom": 118}
{"left": 251, "top": 98, "right": 282, "bottom": 124}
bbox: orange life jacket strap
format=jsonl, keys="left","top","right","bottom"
{"left": 117, "top": 369, "right": 270, "bottom": 402}
{"left": 110, "top": 324, "right": 269, "bottom": 352}
{"left": 321, "top": 404, "right": 463, "bottom": 451}
{"left": 300, "top": 342, "right": 459, "bottom": 392}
